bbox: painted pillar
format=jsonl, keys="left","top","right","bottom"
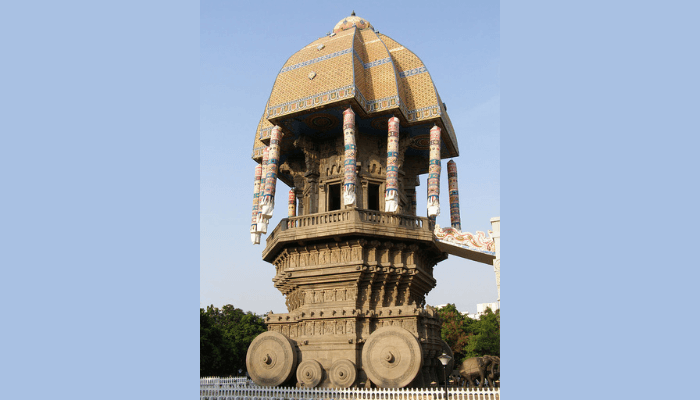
{"left": 490, "top": 217, "right": 501, "bottom": 305}
{"left": 251, "top": 164, "right": 262, "bottom": 244}
{"left": 427, "top": 125, "right": 441, "bottom": 217}
{"left": 256, "top": 147, "right": 269, "bottom": 234}
{"left": 288, "top": 189, "right": 296, "bottom": 228}
{"left": 343, "top": 107, "right": 357, "bottom": 206}
{"left": 447, "top": 160, "right": 461, "bottom": 231}
{"left": 261, "top": 125, "right": 283, "bottom": 220}
{"left": 385, "top": 116, "right": 400, "bottom": 213}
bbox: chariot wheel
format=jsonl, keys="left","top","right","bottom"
{"left": 361, "top": 326, "right": 423, "bottom": 388}
{"left": 329, "top": 359, "right": 357, "bottom": 388}
{"left": 246, "top": 331, "right": 298, "bottom": 386}
{"left": 440, "top": 340, "right": 455, "bottom": 379}
{"left": 296, "top": 359, "right": 323, "bottom": 387}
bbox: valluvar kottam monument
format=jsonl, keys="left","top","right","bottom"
{"left": 246, "top": 13, "right": 499, "bottom": 389}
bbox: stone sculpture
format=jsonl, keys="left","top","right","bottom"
{"left": 243, "top": 12, "right": 478, "bottom": 389}
{"left": 458, "top": 355, "right": 500, "bottom": 388}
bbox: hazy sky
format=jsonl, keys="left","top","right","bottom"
{"left": 200, "top": 2, "right": 500, "bottom": 315}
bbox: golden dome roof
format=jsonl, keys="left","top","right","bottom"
{"left": 252, "top": 16, "right": 458, "bottom": 163}
{"left": 333, "top": 12, "right": 373, "bottom": 33}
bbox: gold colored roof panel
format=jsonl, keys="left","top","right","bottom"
{"left": 252, "top": 14, "right": 459, "bottom": 160}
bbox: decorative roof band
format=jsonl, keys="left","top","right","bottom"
{"left": 352, "top": 49, "right": 392, "bottom": 69}
{"left": 279, "top": 48, "right": 353, "bottom": 73}
{"left": 258, "top": 126, "right": 273, "bottom": 140}
{"left": 398, "top": 66, "right": 427, "bottom": 78}
{"left": 267, "top": 85, "right": 354, "bottom": 118}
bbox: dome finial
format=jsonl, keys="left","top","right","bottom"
{"left": 333, "top": 12, "right": 372, "bottom": 33}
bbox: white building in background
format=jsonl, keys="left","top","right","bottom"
{"left": 472, "top": 302, "right": 499, "bottom": 319}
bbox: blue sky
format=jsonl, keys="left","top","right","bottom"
{"left": 200, "top": 2, "right": 500, "bottom": 315}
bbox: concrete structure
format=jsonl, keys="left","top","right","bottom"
{"left": 244, "top": 13, "right": 497, "bottom": 389}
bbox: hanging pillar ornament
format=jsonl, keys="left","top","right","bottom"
{"left": 251, "top": 164, "right": 263, "bottom": 244}
{"left": 343, "top": 107, "right": 357, "bottom": 206}
{"left": 288, "top": 188, "right": 296, "bottom": 228}
{"left": 427, "top": 125, "right": 441, "bottom": 217}
{"left": 261, "top": 126, "right": 283, "bottom": 220}
{"left": 447, "top": 160, "right": 461, "bottom": 231}
{"left": 385, "top": 116, "right": 400, "bottom": 213}
{"left": 256, "top": 147, "right": 270, "bottom": 234}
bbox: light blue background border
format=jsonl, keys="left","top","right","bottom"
{"left": 505, "top": 0, "right": 699, "bottom": 397}
{"left": 1, "top": 2, "right": 199, "bottom": 398}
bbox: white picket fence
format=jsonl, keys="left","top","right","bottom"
{"left": 200, "top": 378, "right": 500, "bottom": 400}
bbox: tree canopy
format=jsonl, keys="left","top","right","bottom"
{"left": 436, "top": 304, "right": 500, "bottom": 364}
{"left": 200, "top": 305, "right": 267, "bottom": 377}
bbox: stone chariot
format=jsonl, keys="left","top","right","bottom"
{"left": 244, "top": 13, "right": 498, "bottom": 389}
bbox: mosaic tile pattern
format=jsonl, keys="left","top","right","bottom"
{"left": 280, "top": 48, "right": 353, "bottom": 74}
{"left": 267, "top": 30, "right": 355, "bottom": 113}
{"left": 398, "top": 66, "right": 427, "bottom": 78}
{"left": 267, "top": 85, "right": 355, "bottom": 118}
{"left": 252, "top": 21, "right": 459, "bottom": 160}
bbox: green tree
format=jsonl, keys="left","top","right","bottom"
{"left": 436, "top": 303, "right": 475, "bottom": 364}
{"left": 200, "top": 308, "right": 229, "bottom": 377}
{"left": 463, "top": 308, "right": 500, "bottom": 358}
{"left": 200, "top": 305, "right": 267, "bottom": 377}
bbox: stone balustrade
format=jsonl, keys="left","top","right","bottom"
{"left": 263, "top": 209, "right": 434, "bottom": 261}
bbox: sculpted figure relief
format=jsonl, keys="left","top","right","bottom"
{"left": 346, "top": 320, "right": 354, "bottom": 334}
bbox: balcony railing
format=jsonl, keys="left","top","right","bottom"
{"left": 263, "top": 209, "right": 434, "bottom": 260}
